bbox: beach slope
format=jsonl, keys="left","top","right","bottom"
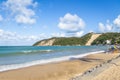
{"left": 0, "top": 53, "right": 118, "bottom": 80}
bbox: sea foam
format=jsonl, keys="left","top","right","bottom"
{"left": 0, "top": 51, "right": 104, "bottom": 72}
{"left": 22, "top": 49, "right": 53, "bottom": 53}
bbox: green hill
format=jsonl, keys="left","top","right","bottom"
{"left": 92, "top": 32, "right": 120, "bottom": 45}
{"left": 53, "top": 33, "right": 92, "bottom": 46}
{"left": 33, "top": 32, "right": 120, "bottom": 46}
{"left": 33, "top": 33, "right": 92, "bottom": 46}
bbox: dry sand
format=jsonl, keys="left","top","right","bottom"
{"left": 0, "top": 53, "right": 118, "bottom": 80}
{"left": 92, "top": 54, "right": 120, "bottom": 80}
{"left": 92, "top": 65, "right": 120, "bottom": 80}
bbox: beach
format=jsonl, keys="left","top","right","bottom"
{"left": 92, "top": 62, "right": 120, "bottom": 80}
{"left": 92, "top": 54, "right": 120, "bottom": 80}
{"left": 0, "top": 53, "right": 119, "bottom": 80}
{"left": 0, "top": 0, "right": 119, "bottom": 80}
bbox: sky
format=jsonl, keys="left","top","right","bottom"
{"left": 0, "top": 0, "right": 120, "bottom": 46}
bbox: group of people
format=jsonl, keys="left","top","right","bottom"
{"left": 108, "top": 43, "right": 120, "bottom": 53}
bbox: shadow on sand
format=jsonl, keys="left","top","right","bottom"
{"left": 69, "top": 57, "right": 103, "bottom": 62}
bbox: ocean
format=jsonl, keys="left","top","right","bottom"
{"left": 0, "top": 46, "right": 107, "bottom": 72}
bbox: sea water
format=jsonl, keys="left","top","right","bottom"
{"left": 0, "top": 46, "right": 107, "bottom": 72}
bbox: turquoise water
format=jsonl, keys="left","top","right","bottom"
{"left": 0, "top": 46, "right": 107, "bottom": 72}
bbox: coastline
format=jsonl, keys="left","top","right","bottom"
{"left": 0, "top": 52, "right": 119, "bottom": 80}
{"left": 0, "top": 50, "right": 104, "bottom": 72}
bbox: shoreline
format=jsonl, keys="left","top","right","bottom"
{"left": 0, "top": 52, "right": 119, "bottom": 80}
{"left": 70, "top": 53, "right": 120, "bottom": 80}
{"left": 0, "top": 50, "right": 104, "bottom": 72}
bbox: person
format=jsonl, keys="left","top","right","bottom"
{"left": 108, "top": 43, "right": 118, "bottom": 54}
{"left": 112, "top": 43, "right": 118, "bottom": 53}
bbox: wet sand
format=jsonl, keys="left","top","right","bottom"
{"left": 0, "top": 53, "right": 118, "bottom": 80}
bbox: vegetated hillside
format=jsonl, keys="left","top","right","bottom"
{"left": 91, "top": 32, "right": 120, "bottom": 45}
{"left": 33, "top": 38, "right": 55, "bottom": 46}
{"left": 53, "top": 33, "right": 92, "bottom": 46}
{"left": 33, "top": 33, "right": 92, "bottom": 46}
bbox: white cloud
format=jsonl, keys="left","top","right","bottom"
{"left": 75, "top": 31, "right": 84, "bottom": 37}
{"left": 58, "top": 13, "right": 85, "bottom": 32}
{"left": 106, "top": 20, "right": 113, "bottom": 31}
{"left": 51, "top": 31, "right": 84, "bottom": 38}
{"left": 89, "top": 30, "right": 94, "bottom": 33}
{"left": 99, "top": 20, "right": 113, "bottom": 32}
{"left": 0, "top": 29, "right": 46, "bottom": 45}
{"left": 0, "top": 15, "right": 3, "bottom": 21}
{"left": 51, "top": 32, "right": 66, "bottom": 37}
{"left": 106, "top": 23, "right": 112, "bottom": 31}
{"left": 15, "top": 15, "right": 35, "bottom": 24}
{"left": 2, "top": 0, "right": 37, "bottom": 24}
{"left": 99, "top": 22, "right": 105, "bottom": 32}
{"left": 113, "top": 15, "right": 120, "bottom": 27}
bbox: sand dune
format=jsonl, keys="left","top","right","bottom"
{"left": 86, "top": 33, "right": 101, "bottom": 46}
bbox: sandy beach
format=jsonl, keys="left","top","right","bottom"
{"left": 0, "top": 53, "right": 119, "bottom": 80}
{"left": 92, "top": 54, "right": 120, "bottom": 80}
{"left": 92, "top": 64, "right": 120, "bottom": 80}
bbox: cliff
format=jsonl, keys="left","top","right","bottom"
{"left": 33, "top": 33, "right": 92, "bottom": 46}
{"left": 33, "top": 38, "right": 55, "bottom": 46}
{"left": 33, "top": 32, "right": 120, "bottom": 46}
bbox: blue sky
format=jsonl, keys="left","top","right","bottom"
{"left": 0, "top": 0, "right": 120, "bottom": 46}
